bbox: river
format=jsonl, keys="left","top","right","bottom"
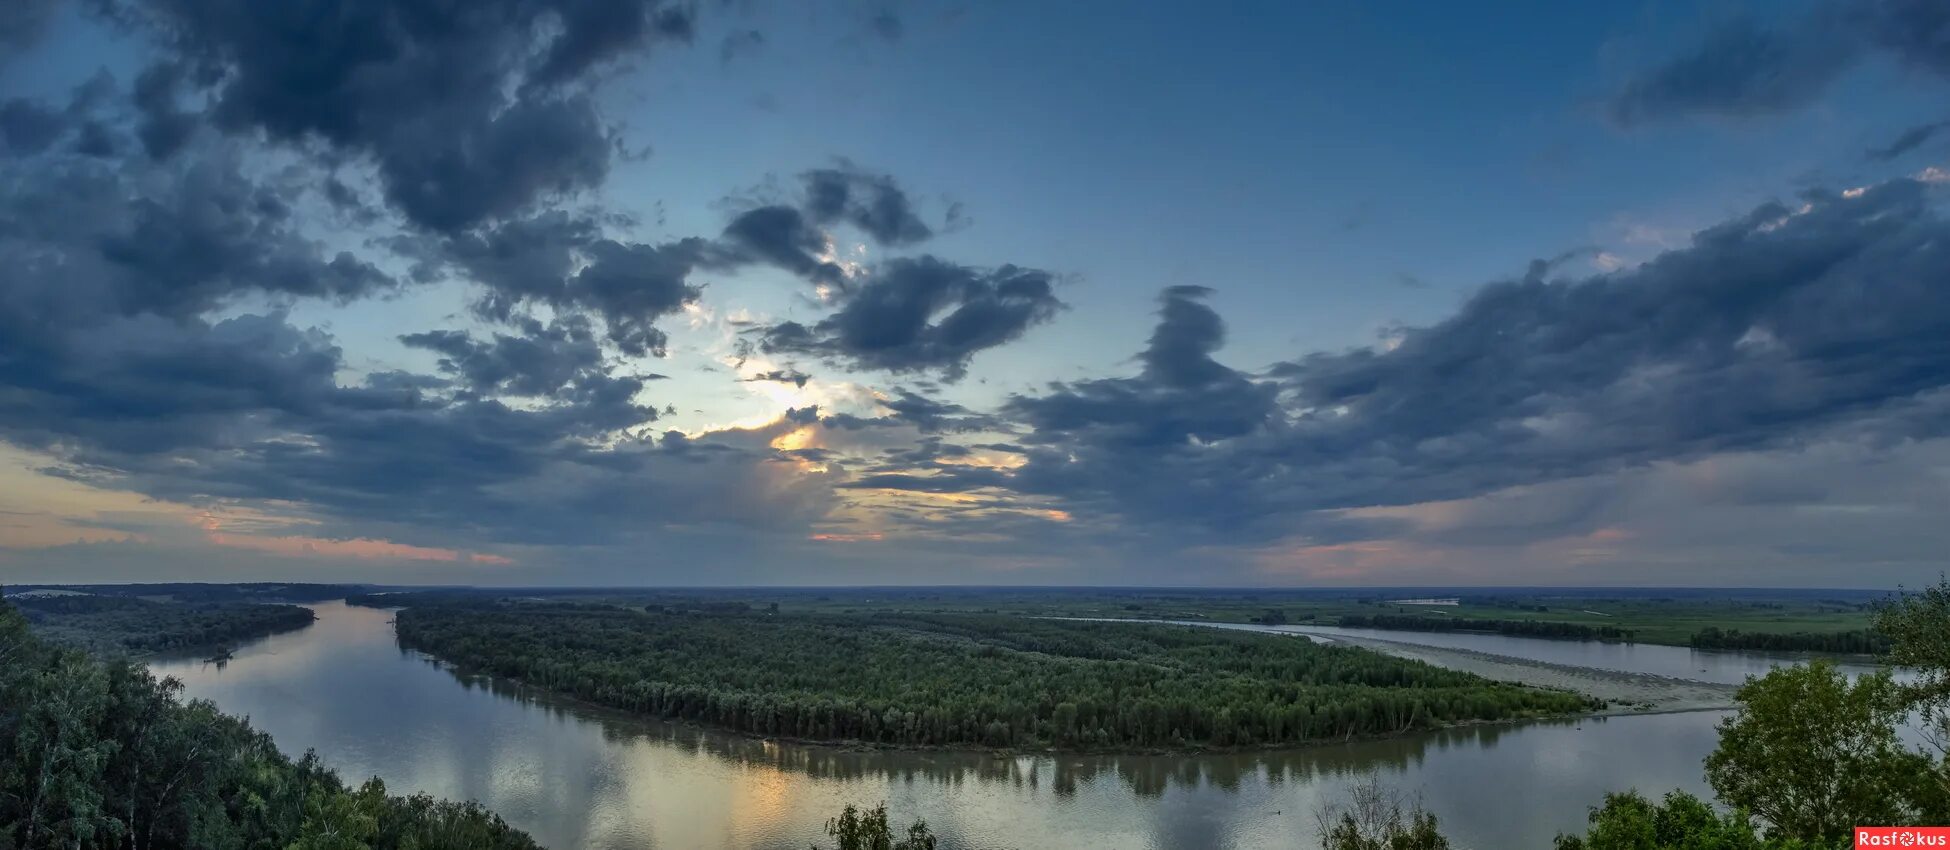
{"left": 148, "top": 601, "right": 1875, "bottom": 850}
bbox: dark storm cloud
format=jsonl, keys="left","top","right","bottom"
{"left": 719, "top": 164, "right": 936, "bottom": 283}
{"left": 0, "top": 146, "right": 394, "bottom": 326}
{"left": 1609, "top": 1, "right": 1950, "bottom": 126}
{"left": 0, "top": 0, "right": 59, "bottom": 67}
{"left": 880, "top": 390, "right": 1001, "bottom": 433}
{"left": 3, "top": 282, "right": 817, "bottom": 549}
{"left": 743, "top": 369, "right": 812, "bottom": 388}
{"left": 0, "top": 100, "right": 64, "bottom": 156}
{"left": 814, "top": 389, "right": 1003, "bottom": 435}
{"left": 861, "top": 179, "right": 1950, "bottom": 542}
{"left": 1007, "top": 286, "right": 1277, "bottom": 448}
{"left": 400, "top": 318, "right": 606, "bottom": 399}
{"left": 440, "top": 214, "right": 724, "bottom": 357}
{"left": 0, "top": 87, "right": 831, "bottom": 552}
{"left": 721, "top": 205, "right": 847, "bottom": 284}
{"left": 567, "top": 238, "right": 712, "bottom": 356}
{"left": 754, "top": 256, "right": 1062, "bottom": 379}
{"left": 801, "top": 164, "right": 932, "bottom": 246}
{"left": 130, "top": 61, "right": 198, "bottom": 159}
{"left": 1, "top": 71, "right": 116, "bottom": 158}
{"left": 104, "top": 0, "right": 698, "bottom": 233}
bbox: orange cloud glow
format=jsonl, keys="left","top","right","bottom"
{"left": 808, "top": 532, "right": 884, "bottom": 543}
{"left": 205, "top": 527, "right": 512, "bottom": 564}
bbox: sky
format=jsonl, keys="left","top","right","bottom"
{"left": 2, "top": 0, "right": 1949, "bottom": 588}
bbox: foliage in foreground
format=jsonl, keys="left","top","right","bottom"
{"left": 812, "top": 803, "right": 936, "bottom": 850}
{"left": 392, "top": 604, "right": 1596, "bottom": 750}
{"left": 1705, "top": 661, "right": 1945, "bottom": 842}
{"left": 1550, "top": 577, "right": 1950, "bottom": 849}
{"left": 1314, "top": 777, "right": 1450, "bottom": 850}
{"left": 1551, "top": 791, "right": 1815, "bottom": 850}
{"left": 0, "top": 600, "right": 538, "bottom": 850}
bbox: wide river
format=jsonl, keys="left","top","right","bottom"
{"left": 149, "top": 602, "right": 1878, "bottom": 850}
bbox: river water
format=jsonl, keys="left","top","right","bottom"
{"left": 148, "top": 601, "right": 1874, "bottom": 850}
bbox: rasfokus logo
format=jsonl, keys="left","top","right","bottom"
{"left": 1858, "top": 827, "right": 1950, "bottom": 847}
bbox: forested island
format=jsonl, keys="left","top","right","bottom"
{"left": 9, "top": 593, "right": 318, "bottom": 657}
{"left": 382, "top": 600, "right": 1598, "bottom": 751}
{"left": 0, "top": 596, "right": 539, "bottom": 850}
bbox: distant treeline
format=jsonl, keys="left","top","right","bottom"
{"left": 6, "top": 582, "right": 364, "bottom": 603}
{"left": 13, "top": 594, "right": 317, "bottom": 656}
{"left": 1688, "top": 626, "right": 1890, "bottom": 654}
{"left": 1337, "top": 614, "right": 1636, "bottom": 642}
{"left": 390, "top": 603, "right": 1596, "bottom": 752}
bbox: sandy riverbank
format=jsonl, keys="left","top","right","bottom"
{"left": 1312, "top": 631, "right": 1740, "bottom": 713}
{"left": 1054, "top": 616, "right": 1745, "bottom": 713}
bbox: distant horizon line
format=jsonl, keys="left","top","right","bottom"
{"left": 1, "top": 581, "right": 1915, "bottom": 594}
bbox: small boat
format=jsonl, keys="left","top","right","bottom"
{"left": 205, "top": 649, "right": 234, "bottom": 664}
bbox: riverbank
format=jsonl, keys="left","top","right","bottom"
{"left": 1058, "top": 617, "right": 1745, "bottom": 714}
{"left": 1304, "top": 631, "right": 1740, "bottom": 713}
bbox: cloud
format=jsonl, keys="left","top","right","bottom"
{"left": 0, "top": 0, "right": 59, "bottom": 68}
{"left": 743, "top": 369, "right": 813, "bottom": 388}
{"left": 106, "top": 0, "right": 699, "bottom": 233}
{"left": 437, "top": 213, "right": 724, "bottom": 357}
{"left": 719, "top": 29, "right": 765, "bottom": 64}
{"left": 0, "top": 97, "right": 832, "bottom": 558}
{"left": 755, "top": 256, "right": 1063, "bottom": 379}
{"left": 1007, "top": 286, "right": 1277, "bottom": 447}
{"left": 801, "top": 163, "right": 933, "bottom": 246}
{"left": 868, "top": 10, "right": 902, "bottom": 43}
{"left": 1608, "top": 2, "right": 1950, "bottom": 126}
{"left": 720, "top": 163, "right": 939, "bottom": 284}
{"left": 857, "top": 178, "right": 1950, "bottom": 548}
{"left": 1607, "top": 14, "right": 1858, "bottom": 126}
{"left": 722, "top": 205, "right": 848, "bottom": 284}
{"left": 1868, "top": 120, "right": 1949, "bottom": 161}
{"left": 2, "top": 72, "right": 124, "bottom": 159}
{"left": 400, "top": 318, "right": 606, "bottom": 398}
{"left": 0, "top": 142, "right": 394, "bottom": 329}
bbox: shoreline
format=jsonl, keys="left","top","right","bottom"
{"left": 1103, "top": 618, "right": 1746, "bottom": 713}
{"left": 1324, "top": 631, "right": 1741, "bottom": 713}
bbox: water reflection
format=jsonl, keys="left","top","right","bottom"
{"left": 153, "top": 602, "right": 1732, "bottom": 850}
{"left": 440, "top": 658, "right": 1567, "bottom": 797}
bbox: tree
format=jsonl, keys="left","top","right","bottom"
{"left": 1314, "top": 777, "right": 1450, "bottom": 850}
{"left": 1877, "top": 577, "right": 1950, "bottom": 698}
{"left": 812, "top": 803, "right": 935, "bottom": 850}
{"left": 1704, "top": 660, "right": 1938, "bottom": 844}
{"left": 1876, "top": 576, "right": 1950, "bottom": 809}
{"left": 1550, "top": 790, "right": 1793, "bottom": 850}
